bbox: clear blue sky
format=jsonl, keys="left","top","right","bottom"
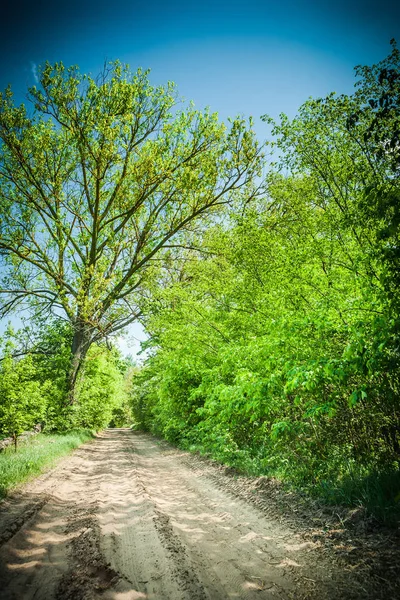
{"left": 1, "top": 0, "right": 399, "bottom": 129}
{"left": 0, "top": 0, "right": 399, "bottom": 355}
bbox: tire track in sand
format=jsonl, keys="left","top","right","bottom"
{"left": 0, "top": 429, "right": 358, "bottom": 599}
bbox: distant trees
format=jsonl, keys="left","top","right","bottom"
{"left": 0, "top": 61, "right": 264, "bottom": 399}
{"left": 0, "top": 323, "right": 133, "bottom": 438}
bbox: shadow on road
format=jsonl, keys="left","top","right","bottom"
{"left": 0, "top": 429, "right": 395, "bottom": 600}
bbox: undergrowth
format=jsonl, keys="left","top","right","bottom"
{"left": 0, "top": 430, "right": 94, "bottom": 500}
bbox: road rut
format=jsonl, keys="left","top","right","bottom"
{"left": 0, "top": 429, "right": 360, "bottom": 599}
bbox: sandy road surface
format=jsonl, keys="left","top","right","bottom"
{"left": 0, "top": 429, "right": 364, "bottom": 600}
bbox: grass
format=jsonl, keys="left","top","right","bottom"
{"left": 0, "top": 430, "right": 94, "bottom": 500}
{"left": 312, "top": 467, "right": 400, "bottom": 524}
{"left": 181, "top": 438, "right": 400, "bottom": 525}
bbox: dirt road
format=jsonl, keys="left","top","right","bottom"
{"left": 0, "top": 429, "right": 386, "bottom": 600}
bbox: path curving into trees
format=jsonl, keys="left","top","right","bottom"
{"left": 0, "top": 430, "right": 393, "bottom": 599}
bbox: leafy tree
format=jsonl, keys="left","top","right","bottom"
{"left": 0, "top": 61, "right": 264, "bottom": 399}
{"left": 129, "top": 45, "right": 400, "bottom": 520}
{"left": 263, "top": 40, "right": 400, "bottom": 299}
{"left": 349, "top": 39, "right": 400, "bottom": 172}
{"left": 0, "top": 320, "right": 131, "bottom": 432}
{"left": 0, "top": 318, "right": 75, "bottom": 429}
{"left": 72, "top": 344, "right": 128, "bottom": 429}
{"left": 347, "top": 40, "right": 400, "bottom": 299}
{"left": 0, "top": 354, "right": 47, "bottom": 449}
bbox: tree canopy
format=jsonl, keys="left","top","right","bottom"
{"left": 129, "top": 43, "right": 400, "bottom": 521}
{"left": 0, "top": 61, "right": 264, "bottom": 395}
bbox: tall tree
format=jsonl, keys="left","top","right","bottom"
{"left": 0, "top": 62, "right": 264, "bottom": 398}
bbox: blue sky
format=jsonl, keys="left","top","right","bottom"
{"left": 1, "top": 0, "right": 399, "bottom": 125}
{"left": 0, "top": 0, "right": 399, "bottom": 355}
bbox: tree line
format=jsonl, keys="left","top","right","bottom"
{"left": 0, "top": 43, "right": 399, "bottom": 518}
{"left": 130, "top": 42, "right": 400, "bottom": 518}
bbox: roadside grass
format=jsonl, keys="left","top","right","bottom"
{"left": 182, "top": 439, "right": 400, "bottom": 525}
{"left": 312, "top": 467, "right": 400, "bottom": 524}
{"left": 0, "top": 430, "right": 94, "bottom": 500}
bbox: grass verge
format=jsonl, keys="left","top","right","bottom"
{"left": 0, "top": 430, "right": 94, "bottom": 500}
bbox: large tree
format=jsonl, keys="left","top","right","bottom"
{"left": 0, "top": 62, "right": 264, "bottom": 398}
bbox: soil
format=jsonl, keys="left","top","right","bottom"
{"left": 0, "top": 429, "right": 398, "bottom": 600}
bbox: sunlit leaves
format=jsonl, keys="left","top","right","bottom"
{"left": 129, "top": 45, "right": 400, "bottom": 494}
{"left": 0, "top": 61, "right": 264, "bottom": 395}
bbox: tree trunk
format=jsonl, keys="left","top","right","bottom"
{"left": 67, "top": 321, "right": 92, "bottom": 404}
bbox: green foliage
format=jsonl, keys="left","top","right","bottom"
{"left": 0, "top": 60, "right": 264, "bottom": 397}
{"left": 73, "top": 345, "right": 130, "bottom": 429}
{"left": 0, "top": 320, "right": 133, "bottom": 435}
{"left": 0, "top": 430, "right": 94, "bottom": 499}
{"left": 0, "top": 354, "right": 47, "bottom": 448}
{"left": 129, "top": 45, "right": 400, "bottom": 522}
{"left": 1, "top": 47, "right": 399, "bottom": 522}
